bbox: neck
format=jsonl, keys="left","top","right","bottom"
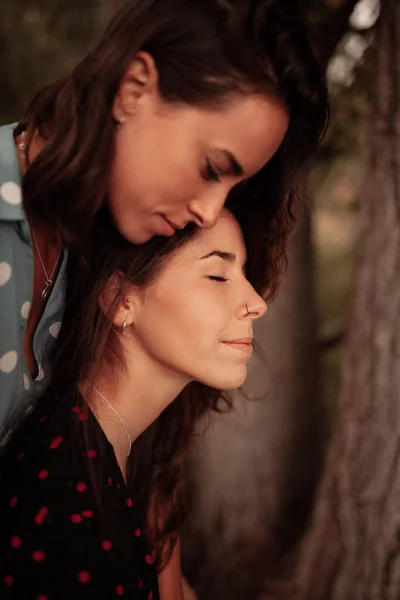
{"left": 79, "top": 342, "right": 190, "bottom": 461}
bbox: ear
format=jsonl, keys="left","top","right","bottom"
{"left": 112, "top": 51, "right": 160, "bottom": 121}
{"left": 98, "top": 275, "right": 137, "bottom": 330}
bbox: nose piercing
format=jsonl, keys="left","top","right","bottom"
{"left": 245, "top": 304, "right": 250, "bottom": 315}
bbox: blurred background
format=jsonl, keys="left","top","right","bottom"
{"left": 3, "top": 1, "right": 395, "bottom": 599}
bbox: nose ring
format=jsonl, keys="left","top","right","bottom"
{"left": 245, "top": 304, "right": 250, "bottom": 315}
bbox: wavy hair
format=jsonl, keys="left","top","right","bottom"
{"left": 27, "top": 0, "right": 328, "bottom": 569}
{"left": 19, "top": 0, "right": 328, "bottom": 297}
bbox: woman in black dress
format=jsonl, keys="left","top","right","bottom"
{"left": 0, "top": 207, "right": 268, "bottom": 599}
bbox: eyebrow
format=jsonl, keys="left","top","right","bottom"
{"left": 199, "top": 250, "right": 236, "bottom": 263}
{"left": 218, "top": 149, "right": 244, "bottom": 177}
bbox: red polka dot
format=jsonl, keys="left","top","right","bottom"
{"left": 53, "top": 395, "right": 59, "bottom": 400}
{"left": 126, "top": 498, "right": 132, "bottom": 507}
{"left": 40, "top": 416, "right": 47, "bottom": 423}
{"left": 148, "top": 591, "right": 153, "bottom": 600}
{"left": 76, "top": 482, "right": 86, "bottom": 492}
{"left": 116, "top": 483, "right": 121, "bottom": 490}
{"left": 78, "top": 571, "right": 91, "bottom": 584}
{"left": 116, "top": 584, "right": 124, "bottom": 595}
{"left": 134, "top": 528, "right": 141, "bottom": 537}
{"left": 9, "top": 496, "right": 18, "bottom": 508}
{"left": 38, "top": 469, "right": 48, "bottom": 480}
{"left": 71, "top": 514, "right": 83, "bottom": 524}
{"left": 78, "top": 414, "right": 87, "bottom": 421}
{"left": 101, "top": 540, "right": 112, "bottom": 551}
{"left": 10, "top": 535, "right": 21, "bottom": 548}
{"left": 107, "top": 477, "right": 112, "bottom": 486}
{"left": 138, "top": 580, "right": 144, "bottom": 589}
{"left": 35, "top": 506, "right": 48, "bottom": 525}
{"left": 37, "top": 595, "right": 48, "bottom": 600}
{"left": 50, "top": 436, "right": 63, "bottom": 449}
{"left": 32, "top": 550, "right": 45, "bottom": 562}
{"left": 17, "top": 452, "right": 24, "bottom": 460}
{"left": 72, "top": 406, "right": 82, "bottom": 414}
{"left": 3, "top": 575, "right": 13, "bottom": 586}
{"left": 82, "top": 509, "right": 93, "bottom": 518}
{"left": 87, "top": 449, "right": 96, "bottom": 458}
{"left": 145, "top": 554, "right": 154, "bottom": 565}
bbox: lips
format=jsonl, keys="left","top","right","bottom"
{"left": 163, "top": 216, "right": 189, "bottom": 231}
{"left": 222, "top": 338, "right": 253, "bottom": 355}
{"left": 160, "top": 217, "right": 175, "bottom": 236}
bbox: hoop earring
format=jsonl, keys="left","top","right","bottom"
{"left": 121, "top": 320, "right": 127, "bottom": 334}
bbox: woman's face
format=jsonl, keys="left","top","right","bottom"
{"left": 109, "top": 58, "right": 289, "bottom": 244}
{"left": 128, "top": 209, "right": 267, "bottom": 390}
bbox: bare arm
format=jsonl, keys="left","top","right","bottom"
{"left": 157, "top": 536, "right": 197, "bottom": 600}
{"left": 157, "top": 536, "right": 184, "bottom": 600}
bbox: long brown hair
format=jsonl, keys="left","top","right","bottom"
{"left": 52, "top": 202, "right": 282, "bottom": 569}
{"left": 25, "top": 0, "right": 328, "bottom": 568}
{"left": 19, "top": 0, "right": 327, "bottom": 263}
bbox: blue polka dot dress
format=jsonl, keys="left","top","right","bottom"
{"left": 0, "top": 123, "right": 67, "bottom": 443}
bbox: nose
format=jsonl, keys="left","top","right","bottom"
{"left": 243, "top": 293, "right": 267, "bottom": 320}
{"left": 187, "top": 192, "right": 227, "bottom": 228}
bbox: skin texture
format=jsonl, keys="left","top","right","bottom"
{"left": 19, "top": 52, "right": 288, "bottom": 377}
{"left": 83, "top": 209, "right": 267, "bottom": 600}
{"left": 91, "top": 208, "right": 267, "bottom": 467}
{"left": 110, "top": 53, "right": 289, "bottom": 243}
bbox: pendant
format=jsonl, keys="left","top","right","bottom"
{"left": 41, "top": 279, "right": 53, "bottom": 300}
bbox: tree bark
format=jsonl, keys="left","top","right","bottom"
{"left": 284, "top": 2, "right": 400, "bottom": 598}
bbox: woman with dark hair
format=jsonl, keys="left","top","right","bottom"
{"left": 0, "top": 207, "right": 267, "bottom": 598}
{"left": 0, "top": 0, "right": 327, "bottom": 440}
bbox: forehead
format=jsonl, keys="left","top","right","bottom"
{"left": 170, "top": 210, "right": 247, "bottom": 268}
{"left": 196, "top": 93, "right": 289, "bottom": 175}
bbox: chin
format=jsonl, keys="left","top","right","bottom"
{"left": 112, "top": 216, "right": 150, "bottom": 245}
{"left": 204, "top": 366, "right": 248, "bottom": 391}
{"left": 122, "top": 228, "right": 151, "bottom": 245}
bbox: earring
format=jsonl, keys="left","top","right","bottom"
{"left": 121, "top": 320, "right": 127, "bottom": 334}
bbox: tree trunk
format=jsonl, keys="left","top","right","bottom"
{"left": 182, "top": 208, "right": 324, "bottom": 600}
{"left": 284, "top": 3, "right": 400, "bottom": 598}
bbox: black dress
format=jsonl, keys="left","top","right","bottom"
{"left": 0, "top": 390, "right": 160, "bottom": 599}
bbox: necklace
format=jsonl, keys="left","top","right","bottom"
{"left": 30, "top": 225, "right": 62, "bottom": 300}
{"left": 18, "top": 131, "right": 62, "bottom": 300}
{"left": 83, "top": 381, "right": 135, "bottom": 458}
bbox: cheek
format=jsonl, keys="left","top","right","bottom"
{"left": 139, "top": 290, "right": 229, "bottom": 352}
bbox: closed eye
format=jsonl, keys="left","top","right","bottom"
{"left": 208, "top": 276, "right": 228, "bottom": 282}
{"left": 203, "top": 159, "right": 221, "bottom": 183}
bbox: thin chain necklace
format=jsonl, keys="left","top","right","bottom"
{"left": 18, "top": 131, "right": 62, "bottom": 300}
{"left": 83, "top": 381, "right": 135, "bottom": 458}
{"left": 30, "top": 226, "right": 62, "bottom": 300}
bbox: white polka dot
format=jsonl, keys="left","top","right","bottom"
{"left": 23, "top": 373, "right": 30, "bottom": 390}
{"left": 36, "top": 364, "right": 44, "bottom": 381}
{"left": 21, "top": 301, "right": 31, "bottom": 319}
{"left": 0, "top": 351, "right": 18, "bottom": 373}
{"left": 0, "top": 262, "right": 12, "bottom": 287}
{"left": 25, "top": 404, "right": 34, "bottom": 416}
{"left": 49, "top": 322, "right": 62, "bottom": 338}
{"left": 0, "top": 181, "right": 22, "bottom": 205}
